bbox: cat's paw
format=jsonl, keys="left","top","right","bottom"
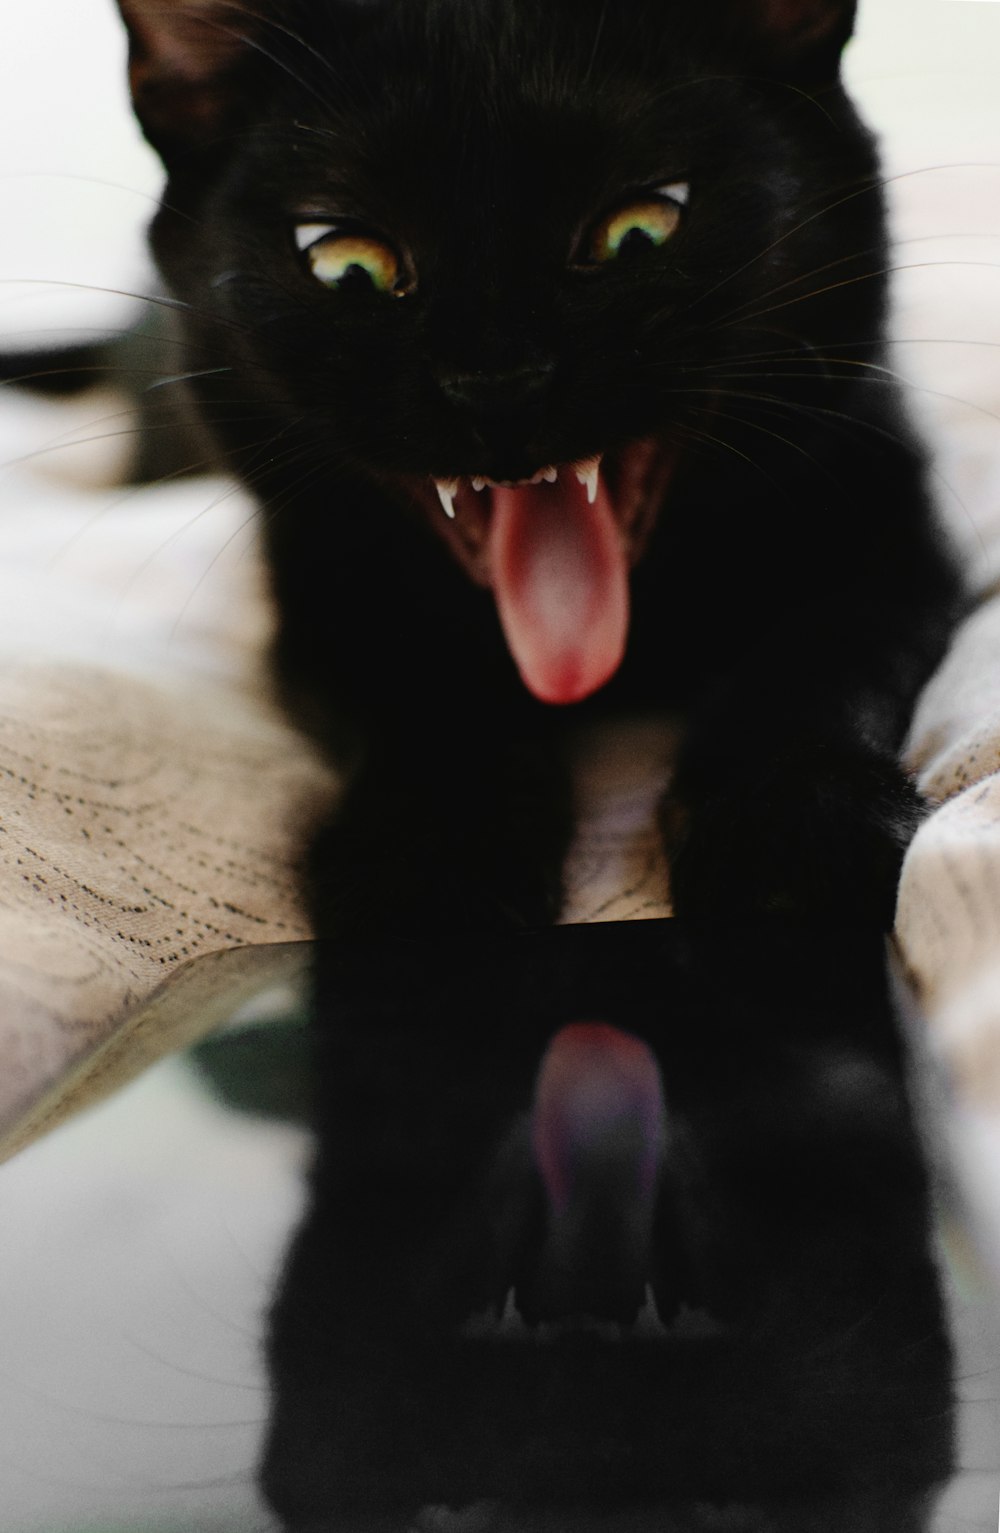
{"left": 665, "top": 745, "right": 926, "bottom": 924}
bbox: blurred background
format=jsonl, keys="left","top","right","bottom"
{"left": 0, "top": 1, "right": 999, "bottom": 1529}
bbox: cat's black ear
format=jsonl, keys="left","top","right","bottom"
{"left": 116, "top": 1, "right": 262, "bottom": 161}
{"left": 732, "top": 0, "right": 858, "bottom": 82}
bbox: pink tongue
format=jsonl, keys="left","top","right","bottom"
{"left": 488, "top": 472, "right": 629, "bottom": 705}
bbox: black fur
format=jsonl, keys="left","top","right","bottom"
{"left": 111, "top": 0, "right": 961, "bottom": 1525}
{"left": 128, "top": 0, "right": 962, "bottom": 926}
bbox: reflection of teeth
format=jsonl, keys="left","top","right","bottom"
{"left": 499, "top": 1288, "right": 531, "bottom": 1339}
{"left": 460, "top": 1290, "right": 532, "bottom": 1342}
{"left": 574, "top": 455, "right": 602, "bottom": 504}
{"left": 434, "top": 478, "right": 458, "bottom": 519}
{"left": 633, "top": 1284, "right": 670, "bottom": 1339}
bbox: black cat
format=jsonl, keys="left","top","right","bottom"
{"left": 115, "top": 0, "right": 961, "bottom": 929}
{"left": 110, "top": 0, "right": 961, "bottom": 1526}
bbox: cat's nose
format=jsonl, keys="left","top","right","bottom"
{"left": 436, "top": 358, "right": 556, "bottom": 443}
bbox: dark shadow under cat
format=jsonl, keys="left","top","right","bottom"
{"left": 101, "top": 0, "right": 969, "bottom": 1526}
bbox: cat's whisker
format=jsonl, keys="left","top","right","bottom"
{"left": 659, "top": 350, "right": 999, "bottom": 550}
{"left": 185, "top": 1, "right": 352, "bottom": 121}
{"left": 708, "top": 249, "right": 902, "bottom": 332}
{"left": 740, "top": 392, "right": 985, "bottom": 562}
{"left": 714, "top": 258, "right": 1000, "bottom": 335}
{"left": 680, "top": 159, "right": 1000, "bottom": 320}
{"left": 38, "top": 444, "right": 245, "bottom": 574}
{"left": 672, "top": 377, "right": 987, "bottom": 560}
{"left": 0, "top": 404, "right": 169, "bottom": 484}
{"left": 132, "top": 1464, "right": 261, "bottom": 1493}
{"left": 0, "top": 360, "right": 160, "bottom": 391}
{"left": 688, "top": 401, "right": 835, "bottom": 480}
{"left": 0, "top": 358, "right": 226, "bottom": 395}
{"left": 714, "top": 252, "right": 1000, "bottom": 334}
{"left": 123, "top": 1329, "right": 265, "bottom": 1394}
{"left": 667, "top": 416, "right": 785, "bottom": 497}
{"left": 711, "top": 361, "right": 1000, "bottom": 438}
{"left": 0, "top": 166, "right": 205, "bottom": 230}
{"left": 144, "top": 365, "right": 233, "bottom": 393}
{"left": 0, "top": 1362, "right": 263, "bottom": 1432}
{"left": 701, "top": 229, "right": 1000, "bottom": 333}
{"left": 0, "top": 404, "right": 278, "bottom": 494}
{"left": 116, "top": 480, "right": 262, "bottom": 624}
{"left": 0, "top": 276, "right": 267, "bottom": 346}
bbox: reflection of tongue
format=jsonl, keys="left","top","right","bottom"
{"left": 532, "top": 1023, "right": 666, "bottom": 1221}
{"left": 488, "top": 473, "right": 629, "bottom": 705}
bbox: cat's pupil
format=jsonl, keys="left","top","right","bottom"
{"left": 340, "top": 263, "right": 376, "bottom": 291}
{"left": 617, "top": 226, "right": 657, "bottom": 257}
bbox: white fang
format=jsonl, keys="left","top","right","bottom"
{"left": 575, "top": 454, "right": 602, "bottom": 504}
{"left": 434, "top": 478, "right": 459, "bottom": 519}
{"left": 500, "top": 1287, "right": 529, "bottom": 1337}
{"left": 633, "top": 1284, "right": 670, "bottom": 1338}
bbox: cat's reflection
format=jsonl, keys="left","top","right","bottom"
{"left": 262, "top": 925, "right": 954, "bottom": 1532}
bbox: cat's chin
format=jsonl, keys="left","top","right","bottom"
{"left": 403, "top": 439, "right": 679, "bottom": 705}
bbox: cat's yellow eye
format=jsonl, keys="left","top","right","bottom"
{"left": 583, "top": 182, "right": 689, "bottom": 266}
{"left": 294, "top": 222, "right": 411, "bottom": 296}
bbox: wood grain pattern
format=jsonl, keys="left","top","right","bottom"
{"left": 0, "top": 658, "right": 335, "bottom": 1156}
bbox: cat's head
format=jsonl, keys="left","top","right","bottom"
{"left": 116, "top": 0, "right": 879, "bottom": 707}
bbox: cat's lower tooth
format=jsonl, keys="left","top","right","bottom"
{"left": 574, "top": 455, "right": 602, "bottom": 504}
{"left": 434, "top": 478, "right": 459, "bottom": 519}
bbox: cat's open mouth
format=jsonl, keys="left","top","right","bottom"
{"left": 460, "top": 1286, "right": 721, "bottom": 1345}
{"left": 408, "top": 439, "right": 678, "bottom": 706}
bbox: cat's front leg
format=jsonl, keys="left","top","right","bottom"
{"left": 665, "top": 733, "right": 925, "bottom": 924}
{"left": 662, "top": 577, "right": 959, "bottom": 923}
{"left": 308, "top": 728, "right": 574, "bottom": 942}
